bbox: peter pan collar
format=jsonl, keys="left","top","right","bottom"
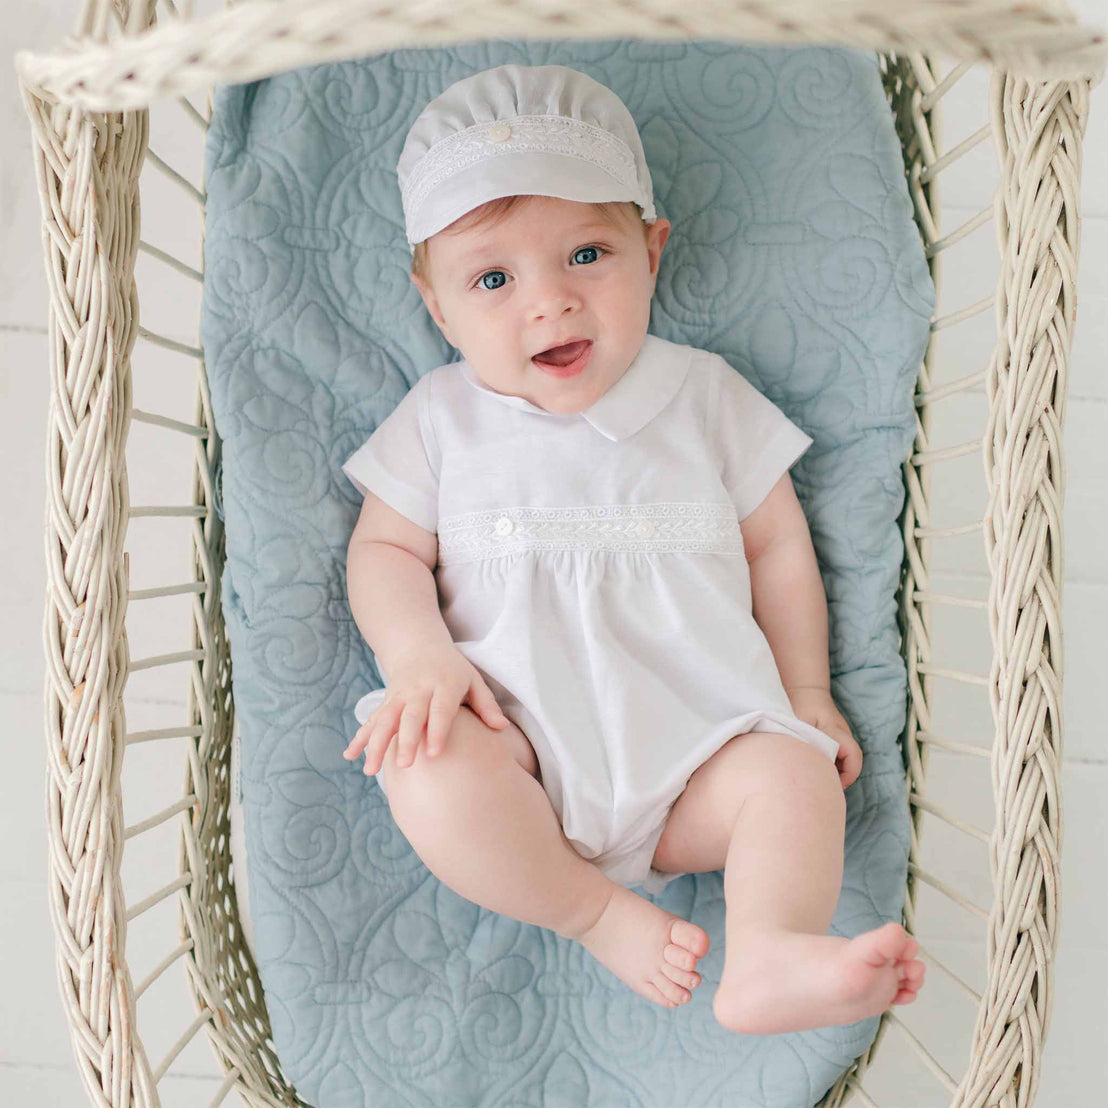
{"left": 455, "top": 333, "right": 691, "bottom": 443}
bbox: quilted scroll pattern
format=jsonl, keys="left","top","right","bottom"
{"left": 201, "top": 40, "right": 935, "bottom": 1107}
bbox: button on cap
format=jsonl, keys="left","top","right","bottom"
{"left": 487, "top": 122, "right": 512, "bottom": 143}
{"left": 637, "top": 519, "right": 656, "bottom": 538}
{"left": 494, "top": 516, "right": 515, "bottom": 536}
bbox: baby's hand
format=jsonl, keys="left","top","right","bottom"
{"left": 343, "top": 643, "right": 510, "bottom": 776}
{"left": 785, "top": 686, "right": 863, "bottom": 789}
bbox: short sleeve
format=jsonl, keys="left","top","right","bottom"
{"left": 341, "top": 373, "right": 440, "bottom": 533}
{"left": 710, "top": 358, "right": 814, "bottom": 521}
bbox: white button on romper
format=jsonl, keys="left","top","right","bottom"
{"left": 342, "top": 333, "right": 840, "bottom": 896}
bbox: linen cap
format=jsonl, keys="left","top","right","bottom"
{"left": 397, "top": 64, "right": 657, "bottom": 252}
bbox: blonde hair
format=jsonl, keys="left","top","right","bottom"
{"left": 411, "top": 196, "right": 649, "bottom": 287}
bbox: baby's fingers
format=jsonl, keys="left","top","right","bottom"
{"left": 469, "top": 676, "right": 509, "bottom": 731}
{"left": 362, "top": 702, "right": 402, "bottom": 776}
{"left": 395, "top": 698, "right": 428, "bottom": 769}
{"left": 343, "top": 715, "right": 375, "bottom": 759}
{"left": 424, "top": 689, "right": 457, "bottom": 758}
{"left": 837, "top": 742, "right": 863, "bottom": 790}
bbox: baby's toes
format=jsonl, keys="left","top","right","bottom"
{"left": 660, "top": 961, "right": 702, "bottom": 992}
{"left": 650, "top": 970, "right": 692, "bottom": 1007}
{"left": 668, "top": 918, "right": 710, "bottom": 959}
{"left": 664, "top": 943, "right": 699, "bottom": 972}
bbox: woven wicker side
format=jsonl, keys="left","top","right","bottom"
{"left": 21, "top": 8, "right": 294, "bottom": 1104}
{"left": 22, "top": 87, "right": 159, "bottom": 1105}
{"left": 952, "top": 68, "right": 1088, "bottom": 1108}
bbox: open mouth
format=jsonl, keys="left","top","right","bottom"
{"left": 532, "top": 339, "right": 593, "bottom": 377}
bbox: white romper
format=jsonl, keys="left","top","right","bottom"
{"left": 342, "top": 333, "right": 840, "bottom": 896}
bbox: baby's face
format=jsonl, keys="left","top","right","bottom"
{"left": 411, "top": 196, "right": 670, "bottom": 414}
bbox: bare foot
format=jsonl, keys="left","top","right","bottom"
{"left": 564, "top": 885, "right": 711, "bottom": 1009}
{"left": 713, "top": 921, "right": 926, "bottom": 1034}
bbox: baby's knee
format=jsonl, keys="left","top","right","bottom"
{"left": 735, "top": 732, "right": 843, "bottom": 805}
{"left": 380, "top": 705, "right": 522, "bottom": 797}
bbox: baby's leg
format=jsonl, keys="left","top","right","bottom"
{"left": 697, "top": 732, "right": 925, "bottom": 1033}
{"left": 378, "top": 706, "right": 709, "bottom": 1009}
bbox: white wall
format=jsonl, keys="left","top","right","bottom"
{"left": 3, "top": 3, "right": 1106, "bottom": 1105}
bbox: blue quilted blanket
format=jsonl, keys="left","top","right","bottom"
{"left": 202, "top": 40, "right": 934, "bottom": 1107}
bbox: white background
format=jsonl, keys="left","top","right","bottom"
{"left": 3, "top": 2, "right": 1106, "bottom": 1105}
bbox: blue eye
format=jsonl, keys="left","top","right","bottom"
{"left": 473, "top": 246, "right": 605, "bottom": 291}
{"left": 479, "top": 271, "right": 507, "bottom": 291}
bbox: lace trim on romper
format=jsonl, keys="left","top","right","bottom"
{"left": 436, "top": 502, "right": 744, "bottom": 565}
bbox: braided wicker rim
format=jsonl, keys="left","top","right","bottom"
{"left": 19, "top": 0, "right": 1090, "bottom": 1105}
{"left": 13, "top": 0, "right": 1108, "bottom": 112}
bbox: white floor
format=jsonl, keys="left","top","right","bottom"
{"left": 4, "top": 3, "right": 1107, "bottom": 1106}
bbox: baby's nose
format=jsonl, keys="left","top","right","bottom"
{"left": 528, "top": 284, "right": 582, "bottom": 321}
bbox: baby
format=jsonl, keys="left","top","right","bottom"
{"left": 341, "top": 64, "right": 925, "bottom": 1033}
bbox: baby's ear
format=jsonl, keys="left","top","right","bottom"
{"left": 646, "top": 218, "right": 671, "bottom": 278}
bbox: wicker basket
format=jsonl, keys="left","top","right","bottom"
{"left": 14, "top": 1, "right": 1106, "bottom": 1105}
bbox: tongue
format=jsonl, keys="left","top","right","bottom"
{"left": 534, "top": 340, "right": 589, "bottom": 367}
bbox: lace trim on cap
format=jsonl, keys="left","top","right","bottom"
{"left": 402, "top": 115, "right": 650, "bottom": 221}
{"left": 436, "top": 503, "right": 743, "bottom": 565}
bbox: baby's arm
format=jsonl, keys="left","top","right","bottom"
{"left": 345, "top": 491, "right": 509, "bottom": 769}
{"left": 347, "top": 489, "right": 451, "bottom": 673}
{"left": 740, "top": 473, "right": 830, "bottom": 697}
{"left": 741, "top": 474, "right": 863, "bottom": 787}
